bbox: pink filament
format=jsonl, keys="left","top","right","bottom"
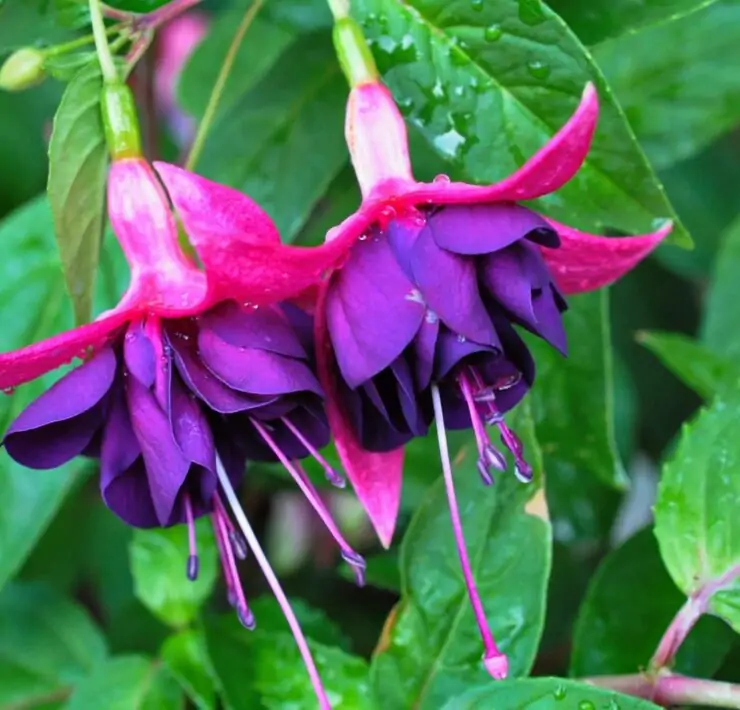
{"left": 431, "top": 383, "right": 508, "bottom": 679}
{"left": 281, "top": 416, "right": 345, "bottom": 487}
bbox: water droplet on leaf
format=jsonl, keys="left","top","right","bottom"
{"left": 527, "top": 60, "right": 551, "bottom": 80}
{"left": 471, "top": 0, "right": 484, "bottom": 10}
{"left": 484, "top": 24, "right": 503, "bottom": 42}
{"left": 577, "top": 701, "right": 595, "bottom": 710}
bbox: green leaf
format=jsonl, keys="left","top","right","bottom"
{"left": 161, "top": 630, "right": 216, "bottom": 710}
{"left": 129, "top": 518, "right": 218, "bottom": 628}
{"left": 703, "top": 215, "right": 740, "bottom": 358}
{"left": 65, "top": 656, "right": 183, "bottom": 710}
{"left": 204, "top": 610, "right": 375, "bottom": 709}
{"left": 352, "top": 0, "right": 689, "bottom": 247}
{"left": 532, "top": 290, "right": 625, "bottom": 489}
{"left": 571, "top": 528, "right": 734, "bottom": 677}
{"left": 197, "top": 34, "right": 347, "bottom": 241}
{"left": 371, "top": 411, "right": 550, "bottom": 710}
{"left": 594, "top": 1, "right": 740, "bottom": 170}
{"left": 47, "top": 62, "right": 108, "bottom": 325}
{"left": 339, "top": 551, "right": 400, "bottom": 593}
{"left": 441, "top": 677, "right": 662, "bottom": 709}
{"left": 103, "top": 0, "right": 170, "bottom": 11}
{"left": 638, "top": 331, "right": 740, "bottom": 399}
{"left": 548, "top": 0, "right": 717, "bottom": 45}
{"left": 655, "top": 389, "right": 740, "bottom": 633}
{"left": 0, "top": 583, "right": 107, "bottom": 708}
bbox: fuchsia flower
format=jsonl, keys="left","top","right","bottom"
{"left": 0, "top": 82, "right": 361, "bottom": 709}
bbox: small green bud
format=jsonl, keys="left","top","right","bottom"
{"left": 101, "top": 82, "right": 142, "bottom": 160}
{"left": 0, "top": 48, "right": 46, "bottom": 92}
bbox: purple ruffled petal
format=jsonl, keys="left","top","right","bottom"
{"left": 123, "top": 321, "right": 156, "bottom": 387}
{"left": 409, "top": 228, "right": 496, "bottom": 345}
{"left": 326, "top": 235, "right": 425, "bottom": 388}
{"left": 413, "top": 314, "right": 439, "bottom": 391}
{"left": 198, "top": 301, "right": 307, "bottom": 359}
{"left": 4, "top": 348, "right": 117, "bottom": 469}
{"left": 428, "top": 203, "right": 556, "bottom": 255}
{"left": 434, "top": 327, "right": 501, "bottom": 381}
{"left": 198, "top": 328, "right": 322, "bottom": 397}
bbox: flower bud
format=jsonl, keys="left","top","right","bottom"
{"left": 0, "top": 48, "right": 46, "bottom": 92}
{"left": 101, "top": 82, "right": 142, "bottom": 159}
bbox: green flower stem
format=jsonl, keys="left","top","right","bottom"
{"left": 326, "top": 0, "right": 350, "bottom": 19}
{"left": 44, "top": 25, "right": 120, "bottom": 58}
{"left": 89, "top": 0, "right": 118, "bottom": 82}
{"left": 184, "top": 0, "right": 264, "bottom": 171}
{"left": 325, "top": 0, "right": 378, "bottom": 87}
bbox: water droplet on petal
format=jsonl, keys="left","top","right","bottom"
{"left": 433, "top": 174, "right": 451, "bottom": 184}
{"left": 2, "top": 386, "right": 15, "bottom": 395}
{"left": 456, "top": 334, "right": 467, "bottom": 343}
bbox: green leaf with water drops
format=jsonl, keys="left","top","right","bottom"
{"left": 352, "top": 0, "right": 690, "bottom": 247}
{"left": 161, "top": 630, "right": 217, "bottom": 710}
{"left": 571, "top": 528, "right": 734, "bottom": 677}
{"left": 371, "top": 408, "right": 551, "bottom": 710}
{"left": 129, "top": 518, "right": 218, "bottom": 629}
{"left": 637, "top": 331, "right": 740, "bottom": 399}
{"left": 654, "top": 388, "right": 740, "bottom": 634}
{"left": 547, "top": 0, "right": 718, "bottom": 45}
{"left": 440, "top": 677, "right": 662, "bottom": 709}
{"left": 593, "top": 1, "right": 740, "bottom": 170}
{"left": 703, "top": 215, "right": 740, "bottom": 359}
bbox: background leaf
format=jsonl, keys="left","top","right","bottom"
{"left": 129, "top": 518, "right": 218, "bottom": 629}
{"left": 0, "top": 583, "right": 108, "bottom": 708}
{"left": 47, "top": 62, "right": 108, "bottom": 325}
{"left": 655, "top": 388, "right": 740, "bottom": 632}
{"left": 160, "top": 630, "right": 217, "bottom": 710}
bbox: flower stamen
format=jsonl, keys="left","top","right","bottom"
{"left": 184, "top": 493, "right": 199, "bottom": 581}
{"left": 281, "top": 415, "right": 345, "bottom": 488}
{"left": 214, "top": 492, "right": 248, "bottom": 560}
{"left": 431, "top": 383, "right": 508, "bottom": 680}
{"left": 214, "top": 454, "right": 331, "bottom": 710}
{"left": 250, "top": 418, "right": 366, "bottom": 587}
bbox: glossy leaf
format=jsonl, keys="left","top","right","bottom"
{"left": 161, "top": 630, "right": 217, "bottom": 710}
{"left": 352, "top": 0, "right": 690, "bottom": 246}
{"left": 571, "top": 528, "right": 734, "bottom": 676}
{"left": 104, "top": 0, "right": 170, "bottom": 11}
{"left": 655, "top": 389, "right": 740, "bottom": 633}
{"left": 0, "top": 583, "right": 107, "bottom": 708}
{"left": 129, "top": 518, "right": 218, "bottom": 628}
{"left": 638, "top": 331, "right": 740, "bottom": 399}
{"left": 204, "top": 608, "right": 375, "bottom": 709}
{"left": 442, "top": 677, "right": 662, "bottom": 709}
{"left": 703, "top": 215, "right": 740, "bottom": 358}
{"left": 47, "top": 62, "right": 108, "bottom": 325}
{"left": 65, "top": 655, "right": 183, "bottom": 710}
{"left": 194, "top": 33, "right": 347, "bottom": 241}
{"left": 548, "top": 0, "right": 717, "bottom": 45}
{"left": 594, "top": 1, "right": 740, "bottom": 169}
{"left": 371, "top": 409, "right": 550, "bottom": 710}
{"left": 531, "top": 290, "right": 625, "bottom": 489}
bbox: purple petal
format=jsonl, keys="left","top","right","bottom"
{"left": 246, "top": 401, "right": 330, "bottom": 461}
{"left": 391, "top": 357, "right": 426, "bottom": 436}
{"left": 100, "top": 384, "right": 158, "bottom": 527}
{"left": 531, "top": 286, "right": 568, "bottom": 355}
{"left": 326, "top": 236, "right": 425, "bottom": 388}
{"left": 198, "top": 301, "right": 306, "bottom": 358}
{"left": 169, "top": 331, "right": 271, "bottom": 413}
{"left": 435, "top": 327, "right": 501, "bottom": 380}
{"left": 123, "top": 321, "right": 156, "bottom": 387}
{"left": 409, "top": 228, "right": 496, "bottom": 345}
{"left": 428, "top": 203, "right": 556, "bottom": 255}
{"left": 413, "top": 314, "right": 439, "bottom": 391}
{"left": 169, "top": 376, "right": 216, "bottom": 472}
{"left": 198, "top": 329, "right": 322, "bottom": 397}
{"left": 126, "top": 374, "right": 191, "bottom": 526}
{"left": 4, "top": 348, "right": 116, "bottom": 469}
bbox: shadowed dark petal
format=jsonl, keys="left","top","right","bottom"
{"left": 385, "top": 216, "right": 424, "bottom": 280}
{"left": 326, "top": 235, "right": 425, "bottom": 388}
{"left": 245, "top": 402, "right": 330, "bottom": 461}
{"left": 4, "top": 348, "right": 117, "bottom": 469}
{"left": 435, "top": 327, "right": 501, "bottom": 381}
{"left": 123, "top": 321, "right": 156, "bottom": 387}
{"left": 428, "top": 203, "right": 554, "bottom": 255}
{"left": 212, "top": 419, "right": 248, "bottom": 487}
{"left": 346, "top": 382, "right": 413, "bottom": 452}
{"left": 126, "top": 375, "right": 191, "bottom": 526}
{"left": 391, "top": 357, "right": 425, "bottom": 436}
{"left": 413, "top": 315, "right": 439, "bottom": 390}
{"left": 100, "top": 384, "right": 158, "bottom": 527}
{"left": 531, "top": 286, "right": 568, "bottom": 355}
{"left": 169, "top": 376, "right": 217, "bottom": 476}
{"left": 281, "top": 303, "right": 315, "bottom": 357}
{"left": 169, "top": 331, "right": 272, "bottom": 413}
{"left": 199, "top": 329, "right": 322, "bottom": 397}
{"left": 410, "top": 228, "right": 496, "bottom": 345}
{"left": 199, "top": 301, "right": 306, "bottom": 358}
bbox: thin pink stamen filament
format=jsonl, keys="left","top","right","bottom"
{"left": 214, "top": 454, "right": 332, "bottom": 709}
{"left": 281, "top": 416, "right": 345, "bottom": 488}
{"left": 251, "top": 418, "right": 365, "bottom": 586}
{"left": 431, "top": 383, "right": 508, "bottom": 679}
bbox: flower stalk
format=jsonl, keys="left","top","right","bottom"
{"left": 90, "top": 0, "right": 119, "bottom": 83}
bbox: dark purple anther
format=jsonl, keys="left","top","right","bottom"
{"left": 341, "top": 549, "right": 367, "bottom": 588}
{"left": 187, "top": 554, "right": 199, "bottom": 581}
{"left": 237, "top": 604, "right": 256, "bottom": 630}
{"left": 229, "top": 530, "right": 248, "bottom": 560}
{"left": 476, "top": 459, "right": 494, "bottom": 486}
